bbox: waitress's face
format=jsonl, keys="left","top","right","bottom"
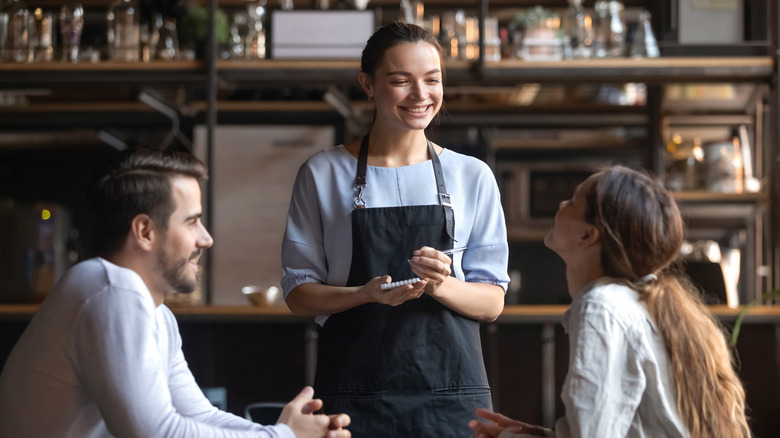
{"left": 544, "top": 175, "right": 597, "bottom": 260}
{"left": 366, "top": 41, "right": 443, "bottom": 132}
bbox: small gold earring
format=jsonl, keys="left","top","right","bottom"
{"left": 368, "top": 95, "right": 373, "bottom": 102}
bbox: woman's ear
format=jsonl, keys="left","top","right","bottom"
{"left": 358, "top": 72, "right": 373, "bottom": 99}
{"left": 580, "top": 224, "right": 600, "bottom": 248}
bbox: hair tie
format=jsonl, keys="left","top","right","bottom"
{"left": 639, "top": 273, "right": 657, "bottom": 282}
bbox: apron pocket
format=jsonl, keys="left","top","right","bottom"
{"left": 432, "top": 385, "right": 491, "bottom": 399}
{"left": 320, "top": 390, "right": 382, "bottom": 401}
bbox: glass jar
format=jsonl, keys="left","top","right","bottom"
{"left": 594, "top": 0, "right": 625, "bottom": 58}
{"left": 3, "top": 0, "right": 32, "bottom": 62}
{"left": 563, "top": 0, "right": 593, "bottom": 59}
{"left": 107, "top": 0, "right": 140, "bottom": 62}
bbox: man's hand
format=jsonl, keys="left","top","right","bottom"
{"left": 326, "top": 413, "right": 351, "bottom": 438}
{"left": 277, "top": 387, "right": 350, "bottom": 438}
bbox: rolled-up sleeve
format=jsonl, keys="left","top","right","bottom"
{"left": 460, "top": 162, "right": 510, "bottom": 291}
{"left": 281, "top": 161, "right": 328, "bottom": 298}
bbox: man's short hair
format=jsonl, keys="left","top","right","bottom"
{"left": 88, "top": 147, "right": 207, "bottom": 256}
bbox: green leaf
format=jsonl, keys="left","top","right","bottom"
{"left": 730, "top": 289, "right": 780, "bottom": 347}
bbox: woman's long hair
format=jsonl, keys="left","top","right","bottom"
{"left": 584, "top": 165, "right": 750, "bottom": 437}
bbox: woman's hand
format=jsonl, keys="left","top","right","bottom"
{"left": 408, "top": 246, "right": 453, "bottom": 296}
{"left": 469, "top": 408, "right": 549, "bottom": 438}
{"left": 362, "top": 275, "right": 427, "bottom": 307}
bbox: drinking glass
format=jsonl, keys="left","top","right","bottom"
{"left": 107, "top": 0, "right": 140, "bottom": 62}
{"left": 0, "top": 13, "right": 9, "bottom": 61}
{"left": 59, "top": 4, "right": 83, "bottom": 63}
{"left": 33, "top": 9, "right": 54, "bottom": 62}
{"left": 154, "top": 17, "right": 179, "bottom": 60}
{"left": 6, "top": 0, "right": 32, "bottom": 62}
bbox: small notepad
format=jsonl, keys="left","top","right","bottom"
{"left": 380, "top": 277, "right": 421, "bottom": 290}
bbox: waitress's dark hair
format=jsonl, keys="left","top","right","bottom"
{"left": 361, "top": 21, "right": 445, "bottom": 80}
{"left": 583, "top": 165, "right": 750, "bottom": 437}
{"left": 87, "top": 147, "right": 207, "bottom": 257}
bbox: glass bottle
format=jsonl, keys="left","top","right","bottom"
{"left": 154, "top": 18, "right": 179, "bottom": 60}
{"left": 3, "top": 0, "right": 32, "bottom": 62}
{"left": 247, "top": 0, "right": 266, "bottom": 59}
{"left": 32, "top": 8, "right": 54, "bottom": 62}
{"left": 107, "top": 0, "right": 140, "bottom": 62}
{"left": 439, "top": 11, "right": 457, "bottom": 59}
{"left": 563, "top": 0, "right": 592, "bottom": 59}
{"left": 59, "top": 4, "right": 84, "bottom": 63}
{"left": 229, "top": 13, "right": 245, "bottom": 59}
{"left": 605, "top": 1, "right": 625, "bottom": 57}
{"left": 630, "top": 10, "right": 659, "bottom": 58}
{"left": 594, "top": 0, "right": 625, "bottom": 58}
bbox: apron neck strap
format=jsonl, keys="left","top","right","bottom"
{"left": 427, "top": 139, "right": 451, "bottom": 208}
{"left": 355, "top": 133, "right": 454, "bottom": 213}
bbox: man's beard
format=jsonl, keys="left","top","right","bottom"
{"left": 158, "top": 247, "right": 201, "bottom": 294}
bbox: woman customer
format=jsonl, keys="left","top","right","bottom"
{"left": 281, "top": 21, "right": 509, "bottom": 436}
{"left": 470, "top": 165, "right": 750, "bottom": 437}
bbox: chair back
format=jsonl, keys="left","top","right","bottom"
{"left": 244, "top": 402, "right": 286, "bottom": 425}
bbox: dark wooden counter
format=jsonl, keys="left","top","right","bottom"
{"left": 4, "top": 303, "right": 779, "bottom": 322}
{"left": 1, "top": 303, "right": 778, "bottom": 436}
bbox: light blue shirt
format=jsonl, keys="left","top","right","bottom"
{"left": 281, "top": 145, "right": 510, "bottom": 325}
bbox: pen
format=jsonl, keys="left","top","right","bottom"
{"left": 442, "top": 246, "right": 467, "bottom": 255}
{"left": 383, "top": 247, "right": 469, "bottom": 290}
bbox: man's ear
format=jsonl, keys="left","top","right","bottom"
{"left": 130, "top": 214, "right": 157, "bottom": 252}
{"left": 358, "top": 72, "right": 373, "bottom": 99}
{"left": 580, "top": 224, "right": 600, "bottom": 248}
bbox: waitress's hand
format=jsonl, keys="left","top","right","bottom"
{"left": 363, "top": 276, "right": 427, "bottom": 307}
{"left": 408, "top": 246, "right": 452, "bottom": 296}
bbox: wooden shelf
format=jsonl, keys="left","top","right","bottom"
{"left": 484, "top": 57, "right": 774, "bottom": 84}
{"left": 0, "top": 60, "right": 206, "bottom": 86}
{"left": 0, "top": 102, "right": 158, "bottom": 113}
{"left": 191, "top": 100, "right": 336, "bottom": 112}
{"left": 3, "top": 303, "right": 779, "bottom": 324}
{"left": 0, "top": 60, "right": 203, "bottom": 72}
{"left": 673, "top": 191, "right": 770, "bottom": 221}
{"left": 0, "top": 57, "right": 770, "bottom": 87}
{"left": 215, "top": 57, "right": 773, "bottom": 85}
{"left": 672, "top": 190, "right": 770, "bottom": 203}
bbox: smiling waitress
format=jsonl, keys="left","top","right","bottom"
{"left": 280, "top": 21, "right": 510, "bottom": 437}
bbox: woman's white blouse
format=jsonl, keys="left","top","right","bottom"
{"left": 498, "top": 278, "right": 689, "bottom": 438}
{"left": 281, "top": 145, "right": 510, "bottom": 325}
{"left": 555, "top": 278, "right": 689, "bottom": 438}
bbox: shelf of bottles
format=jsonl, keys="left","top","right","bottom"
{"left": 1, "top": 0, "right": 772, "bottom": 78}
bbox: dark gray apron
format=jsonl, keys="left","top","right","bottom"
{"left": 314, "top": 134, "right": 492, "bottom": 437}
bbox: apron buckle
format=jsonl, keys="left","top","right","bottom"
{"left": 439, "top": 193, "right": 452, "bottom": 207}
{"left": 354, "top": 183, "right": 367, "bottom": 209}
